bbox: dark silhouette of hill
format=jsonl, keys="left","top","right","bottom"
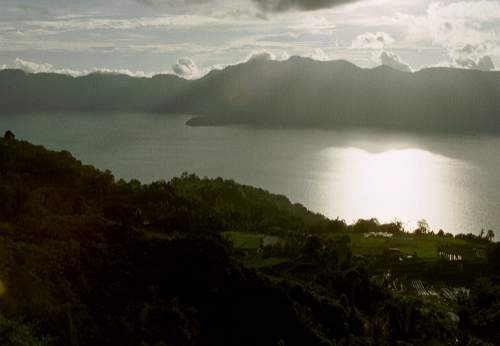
{"left": 2, "top": 133, "right": 500, "bottom": 345}
{"left": 0, "top": 69, "right": 190, "bottom": 113}
{"left": 1, "top": 57, "right": 499, "bottom": 133}
{"left": 182, "top": 58, "right": 500, "bottom": 134}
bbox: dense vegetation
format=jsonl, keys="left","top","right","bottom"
{"left": 2, "top": 57, "right": 500, "bottom": 134}
{"left": 0, "top": 132, "right": 499, "bottom": 345}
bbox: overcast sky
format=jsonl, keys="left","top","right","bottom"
{"left": 0, "top": 0, "right": 499, "bottom": 77}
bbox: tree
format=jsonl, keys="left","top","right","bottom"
{"left": 486, "top": 229, "right": 495, "bottom": 242}
{"left": 415, "top": 219, "right": 430, "bottom": 235}
{"left": 303, "top": 235, "right": 322, "bottom": 260}
{"left": 3, "top": 130, "right": 15, "bottom": 141}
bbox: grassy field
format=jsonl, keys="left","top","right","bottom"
{"left": 223, "top": 231, "right": 263, "bottom": 250}
{"left": 338, "top": 233, "right": 472, "bottom": 259}
{"left": 224, "top": 231, "right": 478, "bottom": 261}
{"left": 223, "top": 232, "right": 290, "bottom": 269}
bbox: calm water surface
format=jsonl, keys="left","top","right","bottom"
{"left": 2, "top": 112, "right": 499, "bottom": 235}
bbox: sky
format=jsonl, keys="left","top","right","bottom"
{"left": 0, "top": 0, "right": 499, "bottom": 78}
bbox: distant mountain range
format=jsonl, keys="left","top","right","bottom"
{"left": 1, "top": 57, "right": 499, "bottom": 134}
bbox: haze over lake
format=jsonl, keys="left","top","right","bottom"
{"left": 3, "top": 112, "right": 499, "bottom": 235}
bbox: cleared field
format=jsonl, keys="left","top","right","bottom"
{"left": 223, "top": 232, "right": 290, "bottom": 269}
{"left": 225, "top": 231, "right": 481, "bottom": 262}
{"left": 345, "top": 233, "right": 472, "bottom": 259}
{"left": 223, "top": 232, "right": 262, "bottom": 250}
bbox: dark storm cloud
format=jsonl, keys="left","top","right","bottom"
{"left": 136, "top": 0, "right": 358, "bottom": 12}
{"left": 251, "top": 0, "right": 358, "bottom": 12}
{"left": 136, "top": 0, "right": 211, "bottom": 8}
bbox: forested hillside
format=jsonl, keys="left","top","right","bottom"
{"left": 0, "top": 132, "right": 499, "bottom": 345}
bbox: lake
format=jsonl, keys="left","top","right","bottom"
{"left": 2, "top": 112, "right": 499, "bottom": 236}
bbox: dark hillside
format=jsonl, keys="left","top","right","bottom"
{"left": 2, "top": 58, "right": 500, "bottom": 134}
{"left": 0, "top": 133, "right": 499, "bottom": 345}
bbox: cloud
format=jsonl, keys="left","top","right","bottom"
{"left": 6, "top": 14, "right": 250, "bottom": 36}
{"left": 421, "top": 55, "right": 496, "bottom": 71}
{"left": 400, "top": 1, "right": 500, "bottom": 45}
{"left": 473, "top": 56, "right": 496, "bottom": 71}
{"left": 1, "top": 58, "right": 156, "bottom": 77}
{"left": 87, "top": 68, "right": 155, "bottom": 77}
{"left": 246, "top": 50, "right": 275, "bottom": 62}
{"left": 390, "top": 1, "right": 500, "bottom": 71}
{"left": 135, "top": 0, "right": 232, "bottom": 13}
{"left": 135, "top": 0, "right": 359, "bottom": 13}
{"left": 172, "top": 57, "right": 204, "bottom": 78}
{"left": 397, "top": 1, "right": 500, "bottom": 56}
{"left": 14, "top": 58, "right": 54, "bottom": 73}
{"left": 251, "top": 0, "right": 358, "bottom": 13}
{"left": 351, "top": 32, "right": 395, "bottom": 49}
{"left": 455, "top": 56, "right": 496, "bottom": 71}
{"left": 136, "top": 0, "right": 213, "bottom": 7}
{"left": 450, "top": 43, "right": 497, "bottom": 71}
{"left": 379, "top": 51, "right": 412, "bottom": 72}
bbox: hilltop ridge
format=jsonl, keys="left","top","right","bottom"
{"left": 1, "top": 57, "right": 499, "bottom": 134}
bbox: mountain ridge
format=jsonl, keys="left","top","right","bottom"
{"left": 1, "top": 57, "right": 499, "bottom": 134}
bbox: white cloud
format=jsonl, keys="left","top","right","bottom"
{"left": 449, "top": 42, "right": 497, "bottom": 70}
{"left": 401, "top": 3, "right": 498, "bottom": 49}
{"left": 399, "top": 1, "right": 500, "bottom": 45}
{"left": 172, "top": 57, "right": 204, "bottom": 78}
{"left": 292, "top": 15, "right": 336, "bottom": 35}
{"left": 14, "top": 58, "right": 54, "bottom": 73}
{"left": 9, "top": 13, "right": 261, "bottom": 36}
{"left": 246, "top": 49, "right": 275, "bottom": 62}
{"left": 1, "top": 58, "right": 159, "bottom": 77}
{"left": 243, "top": 49, "right": 293, "bottom": 63}
{"left": 87, "top": 68, "right": 155, "bottom": 77}
{"left": 378, "top": 51, "right": 412, "bottom": 72}
{"left": 351, "top": 32, "right": 395, "bottom": 49}
{"left": 419, "top": 54, "right": 497, "bottom": 71}
{"left": 1, "top": 0, "right": 499, "bottom": 73}
{"left": 389, "top": 1, "right": 500, "bottom": 71}
{"left": 455, "top": 55, "right": 496, "bottom": 71}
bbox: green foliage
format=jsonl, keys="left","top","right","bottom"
{"left": 458, "top": 276, "right": 500, "bottom": 344}
{"left": 0, "top": 314, "right": 52, "bottom": 346}
{"left": 384, "top": 294, "right": 459, "bottom": 343}
{"left": 347, "top": 232, "right": 475, "bottom": 259}
{"left": 0, "top": 137, "right": 498, "bottom": 345}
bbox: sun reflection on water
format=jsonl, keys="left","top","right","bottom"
{"left": 320, "top": 147, "right": 464, "bottom": 231}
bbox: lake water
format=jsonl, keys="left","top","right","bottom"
{"left": 2, "top": 112, "right": 499, "bottom": 236}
